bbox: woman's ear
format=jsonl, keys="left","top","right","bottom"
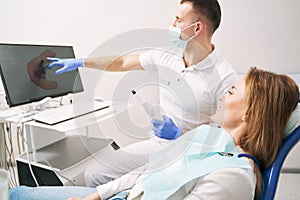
{"left": 241, "top": 115, "right": 247, "bottom": 122}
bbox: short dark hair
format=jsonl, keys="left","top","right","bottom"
{"left": 180, "top": 0, "right": 221, "bottom": 34}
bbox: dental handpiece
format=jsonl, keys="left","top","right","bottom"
{"left": 130, "top": 90, "right": 163, "bottom": 121}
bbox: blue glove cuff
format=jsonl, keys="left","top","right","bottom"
{"left": 174, "top": 127, "right": 183, "bottom": 139}
{"left": 74, "top": 58, "right": 84, "bottom": 68}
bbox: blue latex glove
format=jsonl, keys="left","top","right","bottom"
{"left": 151, "top": 115, "right": 183, "bottom": 140}
{"left": 47, "top": 57, "right": 83, "bottom": 74}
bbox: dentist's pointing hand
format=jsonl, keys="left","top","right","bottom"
{"left": 47, "top": 57, "right": 83, "bottom": 74}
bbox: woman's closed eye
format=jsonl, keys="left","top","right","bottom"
{"left": 227, "top": 86, "right": 235, "bottom": 95}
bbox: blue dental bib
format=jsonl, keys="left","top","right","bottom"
{"left": 141, "top": 125, "right": 252, "bottom": 199}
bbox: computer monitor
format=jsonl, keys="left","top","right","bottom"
{"left": 0, "top": 43, "right": 84, "bottom": 107}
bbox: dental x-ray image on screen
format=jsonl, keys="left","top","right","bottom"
{"left": 0, "top": 43, "right": 84, "bottom": 107}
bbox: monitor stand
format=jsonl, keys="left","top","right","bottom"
{"left": 28, "top": 97, "right": 52, "bottom": 111}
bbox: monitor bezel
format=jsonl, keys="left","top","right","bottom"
{"left": 0, "top": 43, "right": 84, "bottom": 107}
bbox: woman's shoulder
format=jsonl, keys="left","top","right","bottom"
{"left": 191, "top": 167, "right": 256, "bottom": 200}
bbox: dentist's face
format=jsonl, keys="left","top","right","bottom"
{"left": 171, "top": 2, "right": 198, "bottom": 40}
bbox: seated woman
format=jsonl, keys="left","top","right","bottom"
{"left": 9, "top": 67, "right": 299, "bottom": 200}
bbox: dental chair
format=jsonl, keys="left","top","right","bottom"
{"left": 260, "top": 125, "right": 300, "bottom": 200}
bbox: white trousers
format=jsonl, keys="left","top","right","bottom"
{"left": 84, "top": 137, "right": 169, "bottom": 187}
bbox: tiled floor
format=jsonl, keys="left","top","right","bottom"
{"left": 275, "top": 173, "right": 300, "bottom": 200}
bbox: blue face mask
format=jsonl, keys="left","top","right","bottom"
{"left": 169, "top": 22, "right": 198, "bottom": 50}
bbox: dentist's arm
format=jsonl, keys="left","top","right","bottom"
{"left": 48, "top": 54, "right": 142, "bottom": 74}
{"left": 85, "top": 55, "right": 142, "bottom": 71}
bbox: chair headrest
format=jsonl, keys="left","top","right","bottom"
{"left": 283, "top": 103, "right": 300, "bottom": 138}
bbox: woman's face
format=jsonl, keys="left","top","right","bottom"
{"left": 214, "top": 78, "right": 247, "bottom": 130}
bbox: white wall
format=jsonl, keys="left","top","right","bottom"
{"left": 1, "top": 0, "right": 299, "bottom": 82}
{"left": 1, "top": 0, "right": 299, "bottom": 74}
{"left": 0, "top": 0, "right": 178, "bottom": 57}
{"left": 215, "top": 0, "right": 300, "bottom": 74}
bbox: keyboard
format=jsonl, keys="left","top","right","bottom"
{"left": 31, "top": 101, "right": 110, "bottom": 125}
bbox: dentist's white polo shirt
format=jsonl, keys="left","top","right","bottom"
{"left": 139, "top": 47, "right": 238, "bottom": 130}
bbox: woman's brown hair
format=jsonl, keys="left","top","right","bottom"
{"left": 240, "top": 67, "right": 299, "bottom": 198}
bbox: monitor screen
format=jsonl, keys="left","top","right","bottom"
{"left": 0, "top": 43, "right": 84, "bottom": 107}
